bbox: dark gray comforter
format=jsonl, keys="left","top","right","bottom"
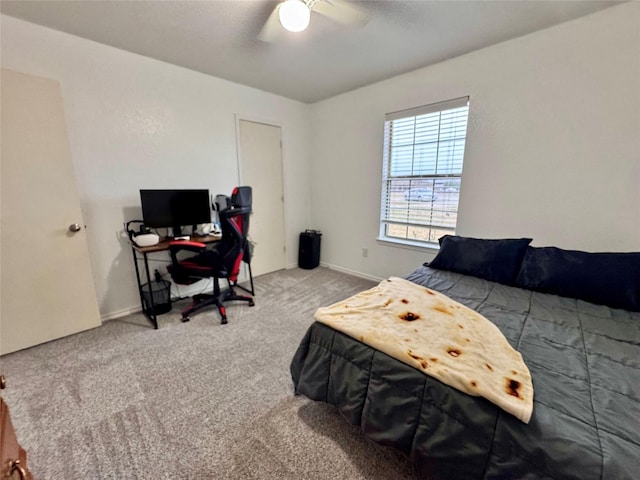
{"left": 290, "top": 266, "right": 640, "bottom": 479}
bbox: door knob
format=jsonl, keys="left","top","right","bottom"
{"left": 69, "top": 223, "right": 82, "bottom": 233}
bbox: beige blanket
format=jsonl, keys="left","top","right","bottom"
{"left": 314, "top": 277, "right": 533, "bottom": 423}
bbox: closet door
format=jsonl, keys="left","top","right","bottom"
{"left": 237, "top": 119, "right": 287, "bottom": 276}
{"left": 1, "top": 69, "right": 101, "bottom": 355}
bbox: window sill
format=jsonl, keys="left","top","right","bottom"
{"left": 376, "top": 236, "right": 440, "bottom": 252}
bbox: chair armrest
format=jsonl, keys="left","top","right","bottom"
{"left": 169, "top": 240, "right": 206, "bottom": 253}
{"left": 169, "top": 240, "right": 207, "bottom": 265}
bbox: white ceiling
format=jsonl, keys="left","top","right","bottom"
{"left": 0, "top": 0, "right": 623, "bottom": 103}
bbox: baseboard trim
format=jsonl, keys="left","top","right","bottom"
{"left": 101, "top": 306, "right": 141, "bottom": 322}
{"left": 320, "top": 262, "right": 384, "bottom": 283}
{"left": 101, "top": 264, "right": 380, "bottom": 321}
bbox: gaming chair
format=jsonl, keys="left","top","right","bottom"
{"left": 168, "top": 186, "right": 254, "bottom": 324}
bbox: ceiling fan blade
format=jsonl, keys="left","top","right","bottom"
{"left": 311, "top": 0, "right": 370, "bottom": 27}
{"left": 258, "top": 4, "right": 283, "bottom": 43}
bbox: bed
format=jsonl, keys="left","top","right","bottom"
{"left": 290, "top": 236, "right": 640, "bottom": 479}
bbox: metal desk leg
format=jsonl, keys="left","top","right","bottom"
{"left": 142, "top": 251, "right": 158, "bottom": 329}
{"left": 235, "top": 261, "right": 255, "bottom": 296}
{"left": 131, "top": 246, "right": 158, "bottom": 329}
{"left": 247, "top": 262, "right": 255, "bottom": 296}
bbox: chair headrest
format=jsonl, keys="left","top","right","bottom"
{"left": 231, "top": 186, "right": 252, "bottom": 208}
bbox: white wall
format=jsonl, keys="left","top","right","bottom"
{"left": 310, "top": 2, "right": 640, "bottom": 281}
{"left": 2, "top": 3, "right": 638, "bottom": 319}
{"left": 1, "top": 15, "right": 312, "bottom": 318}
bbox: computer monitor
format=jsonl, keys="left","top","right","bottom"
{"left": 140, "top": 189, "right": 211, "bottom": 236}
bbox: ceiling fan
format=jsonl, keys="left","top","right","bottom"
{"left": 259, "top": 0, "right": 370, "bottom": 42}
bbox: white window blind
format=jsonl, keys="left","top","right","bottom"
{"left": 380, "top": 96, "right": 470, "bottom": 245}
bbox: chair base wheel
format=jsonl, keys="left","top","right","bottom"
{"left": 221, "top": 317, "right": 228, "bottom": 325}
{"left": 249, "top": 300, "right": 255, "bottom": 307}
{"left": 181, "top": 316, "right": 190, "bottom": 323}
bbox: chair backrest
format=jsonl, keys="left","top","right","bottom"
{"left": 231, "top": 185, "right": 252, "bottom": 208}
{"left": 217, "top": 186, "right": 252, "bottom": 281}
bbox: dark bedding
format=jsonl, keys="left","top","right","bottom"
{"left": 290, "top": 266, "right": 640, "bottom": 479}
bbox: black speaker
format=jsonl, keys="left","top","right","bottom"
{"left": 298, "top": 230, "right": 322, "bottom": 269}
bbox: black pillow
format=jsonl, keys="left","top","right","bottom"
{"left": 514, "top": 246, "right": 640, "bottom": 312}
{"left": 426, "top": 235, "right": 532, "bottom": 285}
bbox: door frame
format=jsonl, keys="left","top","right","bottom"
{"left": 234, "top": 114, "right": 288, "bottom": 274}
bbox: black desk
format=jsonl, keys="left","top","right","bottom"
{"left": 130, "top": 235, "right": 220, "bottom": 328}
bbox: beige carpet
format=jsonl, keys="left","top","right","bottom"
{"left": 215, "top": 396, "right": 414, "bottom": 480}
{"left": 1, "top": 267, "right": 416, "bottom": 479}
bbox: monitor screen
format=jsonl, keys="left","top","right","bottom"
{"left": 140, "top": 189, "right": 211, "bottom": 233}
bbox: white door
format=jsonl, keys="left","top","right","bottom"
{"left": 1, "top": 69, "right": 101, "bottom": 355}
{"left": 237, "top": 120, "right": 286, "bottom": 276}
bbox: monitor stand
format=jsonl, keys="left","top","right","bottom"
{"left": 171, "top": 225, "right": 190, "bottom": 240}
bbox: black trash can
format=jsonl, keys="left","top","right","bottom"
{"left": 299, "top": 230, "right": 322, "bottom": 269}
{"left": 141, "top": 280, "right": 172, "bottom": 315}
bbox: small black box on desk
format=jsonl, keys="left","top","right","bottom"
{"left": 299, "top": 230, "right": 322, "bottom": 269}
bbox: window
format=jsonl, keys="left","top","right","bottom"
{"left": 379, "top": 96, "right": 470, "bottom": 246}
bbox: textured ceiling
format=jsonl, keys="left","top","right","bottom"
{"left": 0, "top": 0, "right": 623, "bottom": 103}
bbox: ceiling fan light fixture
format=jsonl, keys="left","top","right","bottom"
{"left": 278, "top": 0, "right": 311, "bottom": 33}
